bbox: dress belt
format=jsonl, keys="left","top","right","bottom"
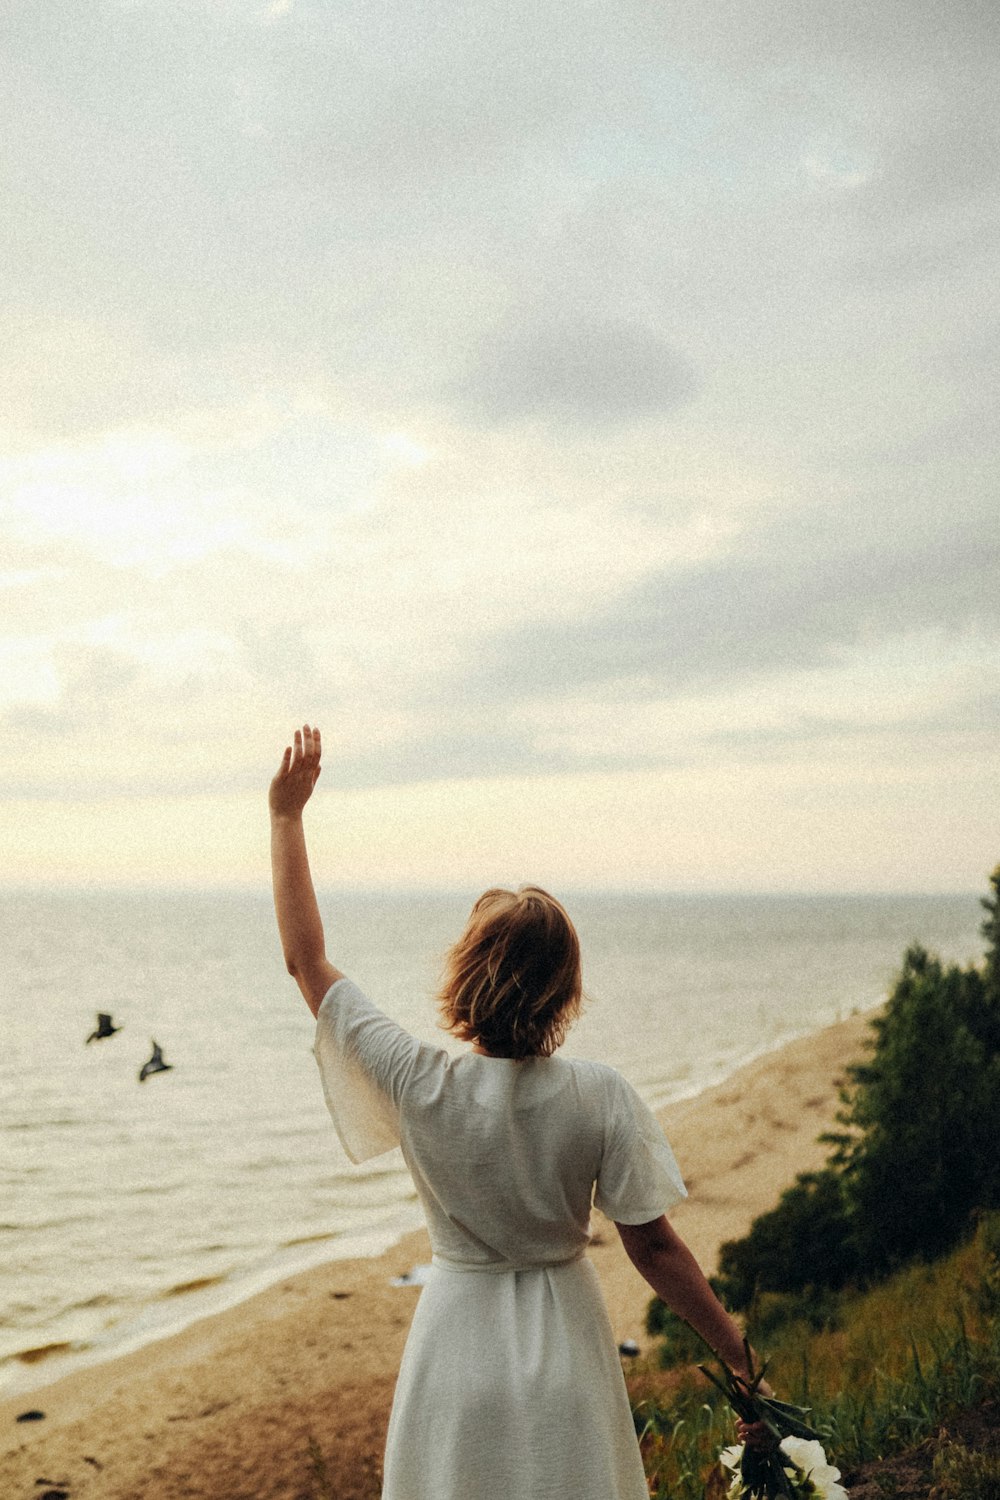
{"left": 431, "top": 1249, "right": 586, "bottom": 1274}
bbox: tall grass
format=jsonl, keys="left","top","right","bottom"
{"left": 629, "top": 1371, "right": 735, "bottom": 1500}
{"left": 631, "top": 1212, "right": 1000, "bottom": 1497}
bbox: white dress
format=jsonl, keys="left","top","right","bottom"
{"left": 315, "top": 978, "right": 687, "bottom": 1500}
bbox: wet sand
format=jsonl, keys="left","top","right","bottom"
{"left": 0, "top": 1009, "right": 872, "bottom": 1500}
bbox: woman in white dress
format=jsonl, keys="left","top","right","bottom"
{"left": 270, "top": 725, "right": 767, "bottom": 1499}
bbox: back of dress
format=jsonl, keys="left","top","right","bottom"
{"left": 401, "top": 1049, "right": 610, "bottom": 1268}
{"left": 313, "top": 977, "right": 688, "bottom": 1500}
{"left": 314, "top": 978, "right": 686, "bottom": 1259}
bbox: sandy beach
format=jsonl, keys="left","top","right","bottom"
{"left": 1, "top": 1009, "right": 873, "bottom": 1500}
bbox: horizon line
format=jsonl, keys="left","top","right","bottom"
{"left": 0, "top": 879, "right": 983, "bottom": 900}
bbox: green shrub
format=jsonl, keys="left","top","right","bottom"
{"left": 715, "top": 1167, "right": 857, "bottom": 1309}
{"left": 744, "top": 1285, "right": 844, "bottom": 1343}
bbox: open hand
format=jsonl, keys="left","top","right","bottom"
{"left": 269, "top": 725, "right": 322, "bottom": 819}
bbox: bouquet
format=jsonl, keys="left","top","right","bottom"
{"left": 701, "top": 1340, "right": 847, "bottom": 1499}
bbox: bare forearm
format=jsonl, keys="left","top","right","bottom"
{"left": 270, "top": 812, "right": 326, "bottom": 975}
{"left": 618, "top": 1218, "right": 751, "bottom": 1375}
{"left": 268, "top": 726, "right": 342, "bottom": 1015}
{"left": 641, "top": 1239, "right": 748, "bottom": 1371}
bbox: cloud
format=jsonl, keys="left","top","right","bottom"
{"left": 442, "top": 313, "right": 696, "bottom": 429}
{"left": 4, "top": 0, "right": 999, "bottom": 451}
{"left": 453, "top": 511, "right": 1000, "bottom": 705}
{"left": 1, "top": 0, "right": 998, "bottom": 896}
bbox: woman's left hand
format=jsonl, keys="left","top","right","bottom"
{"left": 737, "top": 1418, "right": 775, "bottom": 1451}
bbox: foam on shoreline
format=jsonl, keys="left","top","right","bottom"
{"left": 1, "top": 1204, "right": 426, "bottom": 1401}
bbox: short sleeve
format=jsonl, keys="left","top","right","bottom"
{"left": 314, "top": 978, "right": 421, "bottom": 1164}
{"left": 593, "top": 1071, "right": 688, "bottom": 1223}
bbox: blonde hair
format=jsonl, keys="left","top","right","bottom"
{"left": 438, "top": 886, "right": 583, "bottom": 1059}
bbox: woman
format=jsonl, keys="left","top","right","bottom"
{"left": 270, "top": 724, "right": 766, "bottom": 1499}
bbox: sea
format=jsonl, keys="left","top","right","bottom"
{"left": 0, "top": 885, "right": 986, "bottom": 1398}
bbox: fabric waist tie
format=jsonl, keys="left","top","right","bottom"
{"left": 431, "top": 1249, "right": 587, "bottom": 1274}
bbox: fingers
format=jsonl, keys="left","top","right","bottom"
{"left": 287, "top": 725, "right": 321, "bottom": 773}
{"left": 301, "top": 724, "right": 321, "bottom": 769}
{"left": 270, "top": 725, "right": 322, "bottom": 814}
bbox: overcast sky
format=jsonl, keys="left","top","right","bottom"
{"left": 2, "top": 0, "right": 998, "bottom": 892}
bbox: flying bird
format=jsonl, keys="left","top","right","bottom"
{"left": 85, "top": 1013, "right": 122, "bottom": 1044}
{"left": 139, "top": 1041, "right": 173, "bottom": 1083}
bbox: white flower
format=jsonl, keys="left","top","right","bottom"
{"left": 720, "top": 1444, "right": 744, "bottom": 1474}
{"left": 719, "top": 1444, "right": 745, "bottom": 1498}
{"left": 779, "top": 1437, "right": 848, "bottom": 1500}
{"left": 717, "top": 1438, "right": 848, "bottom": 1500}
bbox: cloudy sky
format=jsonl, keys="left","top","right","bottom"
{"left": 2, "top": 0, "right": 998, "bottom": 892}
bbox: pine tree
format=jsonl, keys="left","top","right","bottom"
{"left": 840, "top": 949, "right": 999, "bottom": 1271}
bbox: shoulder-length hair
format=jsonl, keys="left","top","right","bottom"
{"left": 438, "top": 886, "right": 583, "bottom": 1059}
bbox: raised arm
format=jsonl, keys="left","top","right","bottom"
{"left": 269, "top": 724, "right": 344, "bottom": 1016}
{"left": 616, "top": 1214, "right": 771, "bottom": 1394}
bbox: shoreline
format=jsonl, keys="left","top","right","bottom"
{"left": 1, "top": 1006, "right": 876, "bottom": 1500}
{"left": 0, "top": 1208, "right": 428, "bottom": 1403}
{"left": 2, "top": 999, "right": 876, "bottom": 1403}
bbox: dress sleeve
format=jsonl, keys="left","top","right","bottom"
{"left": 314, "top": 978, "right": 421, "bottom": 1164}
{"left": 593, "top": 1070, "right": 688, "bottom": 1223}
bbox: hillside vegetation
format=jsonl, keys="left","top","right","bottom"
{"left": 718, "top": 867, "right": 1000, "bottom": 1306}
{"left": 636, "top": 865, "right": 1000, "bottom": 1499}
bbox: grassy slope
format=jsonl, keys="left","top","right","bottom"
{"left": 631, "top": 1214, "right": 1000, "bottom": 1499}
